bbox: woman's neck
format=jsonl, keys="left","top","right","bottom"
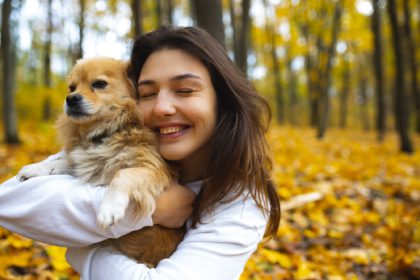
{"left": 178, "top": 149, "right": 209, "bottom": 184}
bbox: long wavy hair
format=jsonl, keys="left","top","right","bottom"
{"left": 128, "top": 26, "right": 280, "bottom": 239}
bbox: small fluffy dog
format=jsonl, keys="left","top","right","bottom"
{"left": 18, "top": 57, "right": 185, "bottom": 267}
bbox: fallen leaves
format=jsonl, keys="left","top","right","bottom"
{"left": 241, "top": 127, "right": 420, "bottom": 279}
{"left": 0, "top": 123, "right": 77, "bottom": 279}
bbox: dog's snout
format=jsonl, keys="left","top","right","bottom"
{"left": 66, "top": 94, "right": 83, "bottom": 107}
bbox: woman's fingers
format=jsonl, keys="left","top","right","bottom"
{"left": 152, "top": 182, "right": 196, "bottom": 228}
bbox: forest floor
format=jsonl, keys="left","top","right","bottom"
{"left": 0, "top": 124, "right": 419, "bottom": 280}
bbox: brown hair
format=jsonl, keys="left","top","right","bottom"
{"left": 128, "top": 26, "right": 280, "bottom": 239}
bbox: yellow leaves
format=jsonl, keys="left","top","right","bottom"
{"left": 6, "top": 234, "right": 33, "bottom": 249}
{"left": 261, "top": 248, "right": 293, "bottom": 268}
{"left": 242, "top": 127, "right": 420, "bottom": 279}
{"left": 45, "top": 246, "right": 71, "bottom": 272}
{"left": 293, "top": 259, "right": 320, "bottom": 280}
{"left": 343, "top": 248, "right": 370, "bottom": 265}
{"left": 0, "top": 124, "right": 76, "bottom": 279}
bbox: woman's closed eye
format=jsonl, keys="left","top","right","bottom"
{"left": 176, "top": 88, "right": 194, "bottom": 94}
{"left": 139, "top": 91, "right": 157, "bottom": 99}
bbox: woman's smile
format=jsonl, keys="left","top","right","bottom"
{"left": 156, "top": 124, "right": 191, "bottom": 139}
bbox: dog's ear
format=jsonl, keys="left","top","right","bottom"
{"left": 124, "top": 61, "right": 139, "bottom": 100}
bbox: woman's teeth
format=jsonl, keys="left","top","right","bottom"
{"left": 159, "top": 126, "right": 183, "bottom": 135}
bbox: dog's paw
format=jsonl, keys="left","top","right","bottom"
{"left": 97, "top": 190, "right": 130, "bottom": 228}
{"left": 17, "top": 159, "right": 68, "bottom": 182}
{"left": 17, "top": 163, "right": 52, "bottom": 181}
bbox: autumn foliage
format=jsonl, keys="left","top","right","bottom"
{"left": 0, "top": 125, "right": 419, "bottom": 279}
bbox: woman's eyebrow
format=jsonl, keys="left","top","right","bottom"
{"left": 137, "top": 80, "right": 155, "bottom": 86}
{"left": 138, "top": 74, "right": 202, "bottom": 86}
{"left": 171, "top": 73, "right": 202, "bottom": 81}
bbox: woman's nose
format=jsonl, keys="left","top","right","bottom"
{"left": 153, "top": 91, "right": 176, "bottom": 117}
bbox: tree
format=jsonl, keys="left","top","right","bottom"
{"left": 387, "top": 0, "right": 414, "bottom": 153}
{"left": 317, "top": 2, "right": 343, "bottom": 138}
{"left": 1, "top": 0, "right": 20, "bottom": 143}
{"left": 286, "top": 46, "right": 299, "bottom": 125}
{"left": 371, "top": 0, "right": 386, "bottom": 141}
{"left": 192, "top": 0, "right": 225, "bottom": 48}
{"left": 358, "top": 55, "right": 370, "bottom": 131}
{"left": 132, "top": 0, "right": 143, "bottom": 38}
{"left": 230, "top": 0, "right": 251, "bottom": 74}
{"left": 339, "top": 54, "right": 351, "bottom": 128}
{"left": 157, "top": 0, "right": 173, "bottom": 27}
{"left": 402, "top": 0, "right": 419, "bottom": 133}
{"left": 42, "top": 0, "right": 53, "bottom": 121}
{"left": 77, "top": 0, "right": 86, "bottom": 59}
{"left": 263, "top": 0, "right": 284, "bottom": 124}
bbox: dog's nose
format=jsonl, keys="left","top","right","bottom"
{"left": 66, "top": 94, "right": 83, "bottom": 107}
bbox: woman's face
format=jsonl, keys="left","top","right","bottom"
{"left": 138, "top": 49, "right": 217, "bottom": 171}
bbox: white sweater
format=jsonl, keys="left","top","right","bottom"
{"left": 0, "top": 158, "right": 268, "bottom": 280}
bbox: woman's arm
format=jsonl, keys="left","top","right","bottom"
{"left": 67, "top": 196, "right": 267, "bottom": 280}
{"left": 0, "top": 175, "right": 153, "bottom": 247}
{"left": 0, "top": 159, "right": 194, "bottom": 247}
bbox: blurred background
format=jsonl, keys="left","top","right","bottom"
{"left": 0, "top": 0, "right": 419, "bottom": 279}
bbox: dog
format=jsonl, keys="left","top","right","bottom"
{"left": 17, "top": 57, "right": 185, "bottom": 267}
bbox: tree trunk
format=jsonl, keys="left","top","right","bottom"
{"left": 132, "top": 0, "right": 143, "bottom": 38}
{"left": 43, "top": 0, "right": 53, "bottom": 121}
{"left": 193, "top": 0, "right": 225, "bottom": 48}
{"left": 359, "top": 63, "right": 370, "bottom": 131}
{"left": 229, "top": 0, "right": 238, "bottom": 62}
{"left": 286, "top": 47, "right": 298, "bottom": 125}
{"left": 403, "top": 0, "right": 420, "bottom": 133}
{"left": 44, "top": 0, "right": 52, "bottom": 88}
{"left": 263, "top": 0, "right": 284, "bottom": 124}
{"left": 387, "top": 0, "right": 414, "bottom": 153}
{"left": 157, "top": 0, "right": 173, "bottom": 27}
{"left": 77, "top": 0, "right": 85, "bottom": 59}
{"left": 272, "top": 38, "right": 284, "bottom": 124}
{"left": 1, "top": 0, "right": 20, "bottom": 144}
{"left": 317, "top": 3, "right": 343, "bottom": 139}
{"left": 339, "top": 57, "right": 350, "bottom": 128}
{"left": 297, "top": 1, "right": 318, "bottom": 126}
{"left": 371, "top": 0, "right": 386, "bottom": 141}
{"left": 236, "top": 0, "right": 251, "bottom": 74}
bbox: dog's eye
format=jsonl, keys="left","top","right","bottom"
{"left": 69, "top": 84, "right": 76, "bottom": 92}
{"left": 92, "top": 80, "right": 108, "bottom": 89}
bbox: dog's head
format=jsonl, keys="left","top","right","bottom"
{"left": 65, "top": 57, "right": 137, "bottom": 123}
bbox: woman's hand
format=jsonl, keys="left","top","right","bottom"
{"left": 152, "top": 182, "right": 196, "bottom": 228}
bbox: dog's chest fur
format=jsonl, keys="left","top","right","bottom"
{"left": 64, "top": 121, "right": 158, "bottom": 186}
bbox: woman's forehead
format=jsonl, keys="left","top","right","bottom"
{"left": 139, "top": 49, "right": 210, "bottom": 82}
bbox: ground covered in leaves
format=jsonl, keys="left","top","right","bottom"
{"left": 0, "top": 125, "right": 419, "bottom": 279}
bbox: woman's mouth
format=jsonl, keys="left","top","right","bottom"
{"left": 157, "top": 125, "right": 190, "bottom": 138}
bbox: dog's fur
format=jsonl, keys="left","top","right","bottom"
{"left": 18, "top": 57, "right": 185, "bottom": 267}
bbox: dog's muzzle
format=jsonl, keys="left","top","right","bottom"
{"left": 65, "top": 93, "right": 87, "bottom": 117}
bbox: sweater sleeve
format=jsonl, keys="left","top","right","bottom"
{"left": 0, "top": 173, "right": 153, "bottom": 247}
{"left": 66, "top": 196, "right": 267, "bottom": 280}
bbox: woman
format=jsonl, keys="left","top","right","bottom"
{"left": 0, "top": 26, "right": 280, "bottom": 279}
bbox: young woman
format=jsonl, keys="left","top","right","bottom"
{"left": 0, "top": 26, "right": 280, "bottom": 279}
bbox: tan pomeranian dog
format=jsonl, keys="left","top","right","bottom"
{"left": 17, "top": 57, "right": 185, "bottom": 267}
